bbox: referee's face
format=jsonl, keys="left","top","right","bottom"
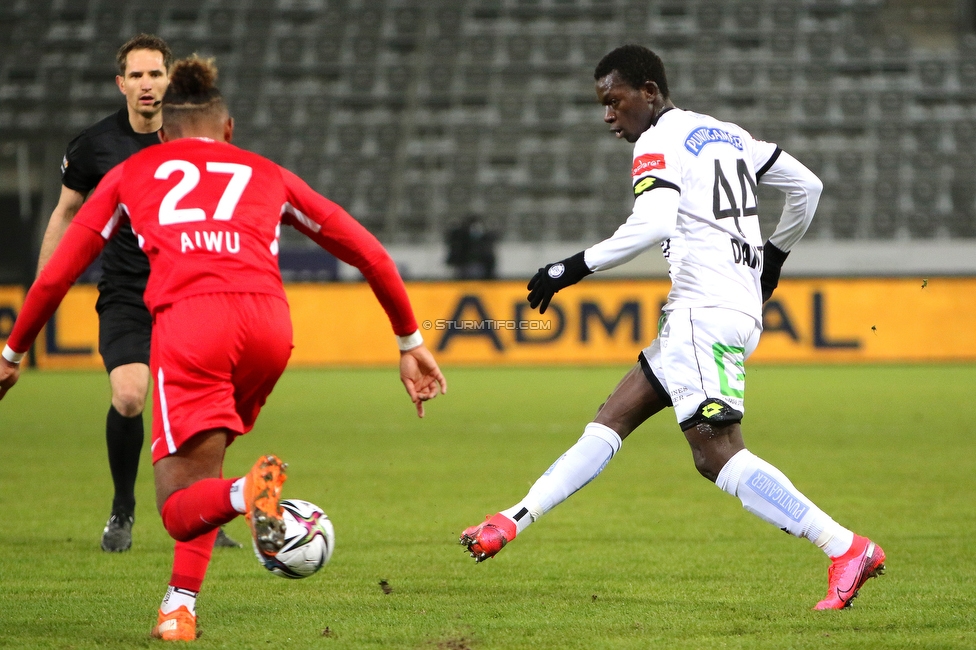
{"left": 596, "top": 72, "right": 656, "bottom": 144}
{"left": 116, "top": 49, "right": 169, "bottom": 120}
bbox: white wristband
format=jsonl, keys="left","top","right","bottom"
{"left": 2, "top": 344, "right": 25, "bottom": 364}
{"left": 396, "top": 330, "right": 424, "bottom": 351}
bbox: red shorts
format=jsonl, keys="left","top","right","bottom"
{"left": 150, "top": 292, "right": 293, "bottom": 463}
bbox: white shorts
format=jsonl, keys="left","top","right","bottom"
{"left": 640, "top": 307, "right": 761, "bottom": 429}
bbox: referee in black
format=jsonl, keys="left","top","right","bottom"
{"left": 36, "top": 34, "right": 239, "bottom": 552}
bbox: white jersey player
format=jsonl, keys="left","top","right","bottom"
{"left": 460, "top": 45, "right": 886, "bottom": 611}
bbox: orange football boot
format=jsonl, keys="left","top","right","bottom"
{"left": 150, "top": 606, "right": 196, "bottom": 641}
{"left": 244, "top": 455, "right": 288, "bottom": 559}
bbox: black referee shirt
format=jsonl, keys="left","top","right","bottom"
{"left": 61, "top": 108, "right": 160, "bottom": 286}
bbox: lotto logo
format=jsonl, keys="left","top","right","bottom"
{"left": 632, "top": 153, "right": 666, "bottom": 176}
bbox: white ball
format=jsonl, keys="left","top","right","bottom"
{"left": 254, "top": 499, "right": 335, "bottom": 579}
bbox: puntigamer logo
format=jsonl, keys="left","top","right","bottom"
{"left": 684, "top": 127, "right": 744, "bottom": 156}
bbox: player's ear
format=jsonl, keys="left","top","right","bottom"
{"left": 158, "top": 127, "right": 170, "bottom": 143}
{"left": 116, "top": 75, "right": 125, "bottom": 95}
{"left": 224, "top": 116, "right": 234, "bottom": 143}
{"left": 643, "top": 81, "right": 660, "bottom": 104}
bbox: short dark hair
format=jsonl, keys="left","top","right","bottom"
{"left": 594, "top": 45, "right": 670, "bottom": 99}
{"left": 116, "top": 34, "right": 173, "bottom": 75}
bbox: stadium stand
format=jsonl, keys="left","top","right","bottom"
{"left": 0, "top": 0, "right": 974, "bottom": 281}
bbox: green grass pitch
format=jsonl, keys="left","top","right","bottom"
{"left": 1, "top": 364, "right": 974, "bottom": 649}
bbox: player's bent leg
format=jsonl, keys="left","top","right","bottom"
{"left": 688, "top": 409, "right": 886, "bottom": 608}
{"left": 101, "top": 362, "right": 151, "bottom": 552}
{"left": 461, "top": 364, "right": 668, "bottom": 562}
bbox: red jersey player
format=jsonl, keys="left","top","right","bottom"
{"left": 0, "top": 57, "right": 446, "bottom": 642}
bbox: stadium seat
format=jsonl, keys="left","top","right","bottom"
{"left": 542, "top": 35, "right": 570, "bottom": 63}
{"left": 692, "top": 62, "right": 719, "bottom": 91}
{"left": 769, "top": 32, "right": 796, "bottom": 56}
{"left": 696, "top": 2, "right": 724, "bottom": 31}
{"left": 839, "top": 148, "right": 866, "bottom": 174}
{"left": 918, "top": 60, "right": 949, "bottom": 89}
{"left": 12, "top": 0, "right": 976, "bottom": 249}
{"left": 505, "top": 35, "right": 533, "bottom": 65}
{"left": 556, "top": 211, "right": 586, "bottom": 241}
{"left": 832, "top": 207, "right": 861, "bottom": 240}
{"left": 871, "top": 181, "right": 900, "bottom": 235}
{"left": 906, "top": 207, "right": 940, "bottom": 238}
{"left": 839, "top": 93, "right": 868, "bottom": 120}
{"left": 770, "top": 1, "right": 798, "bottom": 29}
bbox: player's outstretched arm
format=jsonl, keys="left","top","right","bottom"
{"left": 36, "top": 186, "right": 86, "bottom": 277}
{"left": 0, "top": 356, "right": 21, "bottom": 401}
{"left": 527, "top": 184, "right": 680, "bottom": 313}
{"left": 399, "top": 344, "right": 447, "bottom": 418}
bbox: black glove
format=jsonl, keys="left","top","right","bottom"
{"left": 527, "top": 251, "right": 593, "bottom": 314}
{"left": 760, "top": 241, "right": 789, "bottom": 303}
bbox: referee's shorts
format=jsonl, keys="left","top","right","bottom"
{"left": 95, "top": 281, "right": 152, "bottom": 373}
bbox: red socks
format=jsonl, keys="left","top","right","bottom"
{"left": 161, "top": 477, "right": 243, "bottom": 593}
{"left": 170, "top": 529, "right": 218, "bottom": 593}
{"left": 161, "top": 478, "right": 239, "bottom": 542}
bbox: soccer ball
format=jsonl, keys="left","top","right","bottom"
{"left": 254, "top": 499, "right": 335, "bottom": 579}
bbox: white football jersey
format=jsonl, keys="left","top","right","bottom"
{"left": 632, "top": 108, "right": 779, "bottom": 324}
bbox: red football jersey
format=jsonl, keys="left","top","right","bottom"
{"left": 6, "top": 137, "right": 417, "bottom": 355}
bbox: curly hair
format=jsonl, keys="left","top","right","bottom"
{"left": 164, "top": 55, "right": 221, "bottom": 105}
{"left": 116, "top": 33, "right": 173, "bottom": 75}
{"left": 162, "top": 56, "right": 228, "bottom": 135}
{"left": 594, "top": 45, "right": 670, "bottom": 99}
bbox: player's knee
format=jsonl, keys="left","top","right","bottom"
{"left": 112, "top": 389, "right": 146, "bottom": 417}
{"left": 691, "top": 452, "right": 720, "bottom": 482}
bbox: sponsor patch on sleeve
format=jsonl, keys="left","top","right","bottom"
{"left": 632, "top": 153, "right": 666, "bottom": 177}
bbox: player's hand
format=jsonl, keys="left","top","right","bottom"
{"left": 0, "top": 358, "right": 21, "bottom": 401}
{"left": 527, "top": 251, "right": 593, "bottom": 314}
{"left": 760, "top": 241, "right": 790, "bottom": 303}
{"left": 399, "top": 344, "right": 447, "bottom": 418}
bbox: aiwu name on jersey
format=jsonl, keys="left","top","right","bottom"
{"left": 179, "top": 229, "right": 241, "bottom": 254}
{"left": 731, "top": 239, "right": 763, "bottom": 271}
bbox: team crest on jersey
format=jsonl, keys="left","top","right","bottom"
{"left": 684, "top": 127, "right": 744, "bottom": 156}
{"left": 632, "top": 153, "right": 666, "bottom": 176}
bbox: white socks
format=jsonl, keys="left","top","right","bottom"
{"left": 496, "top": 426, "right": 853, "bottom": 559}
{"left": 229, "top": 478, "right": 246, "bottom": 514}
{"left": 716, "top": 449, "right": 854, "bottom": 557}
{"left": 160, "top": 585, "right": 198, "bottom": 615}
{"left": 502, "top": 422, "right": 622, "bottom": 535}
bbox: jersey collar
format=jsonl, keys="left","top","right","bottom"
{"left": 651, "top": 106, "right": 676, "bottom": 127}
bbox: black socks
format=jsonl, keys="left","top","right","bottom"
{"left": 106, "top": 405, "right": 144, "bottom": 515}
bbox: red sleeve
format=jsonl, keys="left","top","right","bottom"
{"left": 278, "top": 167, "right": 418, "bottom": 336}
{"left": 6, "top": 224, "right": 106, "bottom": 354}
{"left": 73, "top": 163, "right": 128, "bottom": 240}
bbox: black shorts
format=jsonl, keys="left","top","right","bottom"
{"left": 95, "top": 280, "right": 151, "bottom": 373}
